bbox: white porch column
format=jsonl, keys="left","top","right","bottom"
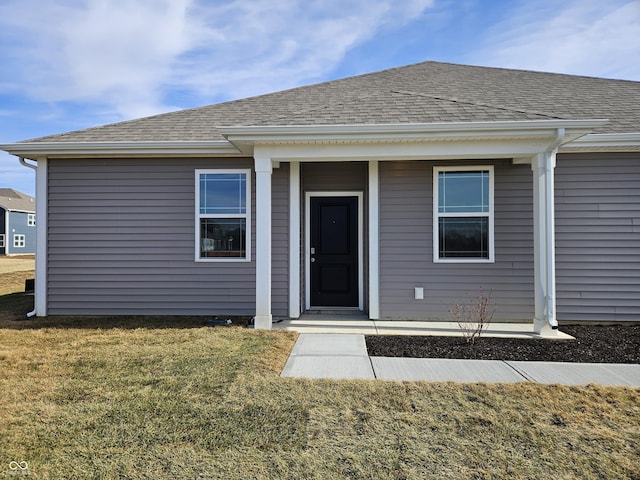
{"left": 288, "top": 161, "right": 301, "bottom": 318}
{"left": 532, "top": 150, "right": 559, "bottom": 335}
{"left": 368, "top": 160, "right": 380, "bottom": 319}
{"left": 254, "top": 154, "right": 273, "bottom": 330}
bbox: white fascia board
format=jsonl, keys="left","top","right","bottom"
{"left": 254, "top": 137, "right": 574, "bottom": 162}
{"left": 219, "top": 119, "right": 609, "bottom": 150}
{"left": 0, "top": 141, "right": 241, "bottom": 160}
{"left": 560, "top": 132, "right": 640, "bottom": 152}
{"left": 0, "top": 207, "right": 35, "bottom": 213}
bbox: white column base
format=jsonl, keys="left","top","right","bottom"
{"left": 254, "top": 315, "right": 273, "bottom": 330}
{"left": 533, "top": 317, "right": 558, "bottom": 337}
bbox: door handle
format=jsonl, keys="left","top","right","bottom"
{"left": 311, "top": 257, "right": 315, "bottom": 263}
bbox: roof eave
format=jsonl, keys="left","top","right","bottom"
{"left": 560, "top": 132, "right": 640, "bottom": 152}
{"left": 1, "top": 120, "right": 619, "bottom": 160}
{"left": 219, "top": 119, "right": 609, "bottom": 154}
{"left": 0, "top": 140, "right": 242, "bottom": 160}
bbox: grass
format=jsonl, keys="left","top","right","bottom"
{"left": 1, "top": 270, "right": 639, "bottom": 479}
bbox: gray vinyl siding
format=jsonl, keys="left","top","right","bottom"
{"left": 555, "top": 152, "right": 640, "bottom": 322}
{"left": 272, "top": 163, "right": 289, "bottom": 317}
{"left": 379, "top": 159, "right": 534, "bottom": 321}
{"left": 47, "top": 157, "right": 259, "bottom": 316}
{"left": 302, "top": 162, "right": 367, "bottom": 192}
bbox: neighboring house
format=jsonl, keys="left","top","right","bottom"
{"left": 0, "top": 188, "right": 36, "bottom": 255}
{"left": 1, "top": 61, "right": 639, "bottom": 332}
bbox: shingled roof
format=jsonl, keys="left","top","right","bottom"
{"left": 22, "top": 61, "right": 640, "bottom": 143}
{"left": 0, "top": 188, "right": 35, "bottom": 212}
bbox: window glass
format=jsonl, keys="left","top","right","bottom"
{"left": 438, "top": 171, "right": 489, "bottom": 213}
{"left": 200, "top": 218, "right": 246, "bottom": 258}
{"left": 200, "top": 173, "right": 246, "bottom": 215}
{"left": 196, "top": 170, "right": 250, "bottom": 261}
{"left": 439, "top": 217, "right": 489, "bottom": 258}
{"left": 13, "top": 234, "right": 25, "bottom": 248}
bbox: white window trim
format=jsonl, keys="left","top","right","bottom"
{"left": 13, "top": 234, "right": 26, "bottom": 248}
{"left": 195, "top": 169, "right": 251, "bottom": 262}
{"left": 433, "top": 165, "right": 495, "bottom": 263}
{"left": 28, "top": 213, "right": 36, "bottom": 226}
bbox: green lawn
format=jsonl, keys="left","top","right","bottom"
{"left": 1, "top": 271, "right": 639, "bottom": 479}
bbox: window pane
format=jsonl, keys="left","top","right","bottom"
{"left": 439, "top": 217, "right": 489, "bottom": 258}
{"left": 199, "top": 173, "right": 246, "bottom": 215}
{"left": 438, "top": 171, "right": 489, "bottom": 213}
{"left": 200, "top": 218, "right": 246, "bottom": 258}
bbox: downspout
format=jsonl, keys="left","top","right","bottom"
{"left": 544, "top": 128, "right": 565, "bottom": 329}
{"left": 18, "top": 156, "right": 37, "bottom": 318}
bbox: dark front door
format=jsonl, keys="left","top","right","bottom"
{"left": 310, "top": 196, "right": 359, "bottom": 307}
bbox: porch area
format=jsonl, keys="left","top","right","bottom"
{"left": 273, "top": 314, "right": 574, "bottom": 339}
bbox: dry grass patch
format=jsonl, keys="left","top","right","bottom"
{"left": 1, "top": 271, "right": 639, "bottom": 479}
{"left": 1, "top": 321, "right": 638, "bottom": 479}
{"left": 1, "top": 324, "right": 297, "bottom": 479}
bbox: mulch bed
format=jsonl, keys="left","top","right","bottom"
{"left": 365, "top": 325, "right": 640, "bottom": 364}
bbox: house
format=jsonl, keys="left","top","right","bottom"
{"left": 0, "top": 188, "right": 36, "bottom": 255}
{"left": 1, "top": 61, "right": 639, "bottom": 332}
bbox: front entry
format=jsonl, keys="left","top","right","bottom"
{"left": 309, "top": 195, "right": 360, "bottom": 307}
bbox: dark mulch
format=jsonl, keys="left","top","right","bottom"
{"left": 365, "top": 325, "right": 640, "bottom": 364}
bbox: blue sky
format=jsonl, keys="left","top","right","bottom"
{"left": 1, "top": 0, "right": 639, "bottom": 197}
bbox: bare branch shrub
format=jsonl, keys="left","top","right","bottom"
{"left": 449, "top": 289, "right": 496, "bottom": 344}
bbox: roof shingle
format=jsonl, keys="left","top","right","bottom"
{"left": 0, "top": 188, "right": 35, "bottom": 212}
{"left": 22, "top": 61, "right": 640, "bottom": 143}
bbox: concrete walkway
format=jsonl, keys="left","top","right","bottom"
{"left": 281, "top": 334, "right": 640, "bottom": 387}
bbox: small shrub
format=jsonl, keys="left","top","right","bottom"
{"left": 450, "top": 289, "right": 495, "bottom": 344}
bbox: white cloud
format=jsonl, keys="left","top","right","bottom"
{"left": 168, "top": 0, "right": 435, "bottom": 101}
{"left": 473, "top": 0, "right": 640, "bottom": 80}
{"left": 0, "top": 0, "right": 433, "bottom": 120}
{"left": 0, "top": 0, "right": 195, "bottom": 118}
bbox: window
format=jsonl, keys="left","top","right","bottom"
{"left": 14, "top": 234, "right": 26, "bottom": 248}
{"left": 28, "top": 213, "right": 35, "bottom": 226}
{"left": 196, "top": 169, "right": 250, "bottom": 261}
{"left": 434, "top": 166, "right": 494, "bottom": 262}
{"left": 0, "top": 234, "right": 4, "bottom": 248}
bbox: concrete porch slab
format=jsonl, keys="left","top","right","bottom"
{"left": 274, "top": 319, "right": 377, "bottom": 334}
{"left": 274, "top": 318, "right": 574, "bottom": 340}
{"left": 373, "top": 321, "right": 573, "bottom": 339}
{"left": 370, "top": 357, "right": 527, "bottom": 383}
